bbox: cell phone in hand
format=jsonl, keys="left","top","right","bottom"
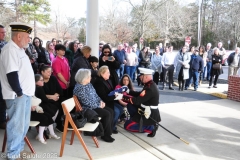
{"left": 108, "top": 57, "right": 113, "bottom": 61}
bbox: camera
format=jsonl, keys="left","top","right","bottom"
{"left": 108, "top": 57, "right": 113, "bottom": 61}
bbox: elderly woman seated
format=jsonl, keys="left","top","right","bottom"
{"left": 73, "top": 69, "right": 115, "bottom": 143}
{"left": 93, "top": 66, "right": 124, "bottom": 134}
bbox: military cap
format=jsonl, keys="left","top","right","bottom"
{"left": 9, "top": 22, "right": 32, "bottom": 34}
{"left": 138, "top": 68, "right": 154, "bottom": 75}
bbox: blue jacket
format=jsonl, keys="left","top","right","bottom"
{"left": 113, "top": 49, "right": 125, "bottom": 64}
{"left": 190, "top": 54, "right": 204, "bottom": 72}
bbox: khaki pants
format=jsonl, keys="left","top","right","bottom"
{"left": 228, "top": 66, "right": 239, "bottom": 77}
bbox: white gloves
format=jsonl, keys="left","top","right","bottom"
{"left": 114, "top": 93, "right": 123, "bottom": 100}
{"left": 144, "top": 106, "right": 151, "bottom": 119}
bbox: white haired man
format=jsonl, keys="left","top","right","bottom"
{"left": 227, "top": 47, "right": 240, "bottom": 77}
{"left": 0, "top": 22, "right": 35, "bottom": 159}
{"left": 206, "top": 43, "right": 213, "bottom": 81}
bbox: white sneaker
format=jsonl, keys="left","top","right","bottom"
{"left": 49, "top": 134, "right": 60, "bottom": 139}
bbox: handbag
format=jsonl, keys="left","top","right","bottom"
{"left": 62, "top": 111, "right": 87, "bottom": 128}
{"left": 183, "top": 64, "right": 190, "bottom": 69}
{"left": 83, "top": 108, "right": 99, "bottom": 123}
{"left": 212, "top": 63, "right": 221, "bottom": 70}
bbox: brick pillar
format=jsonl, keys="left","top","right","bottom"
{"left": 227, "top": 75, "right": 240, "bottom": 102}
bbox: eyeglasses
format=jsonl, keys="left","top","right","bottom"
{"left": 99, "top": 47, "right": 102, "bottom": 48}
{"left": 104, "top": 51, "right": 110, "bottom": 53}
{"left": 35, "top": 41, "right": 40, "bottom": 43}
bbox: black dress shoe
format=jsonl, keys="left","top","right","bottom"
{"left": 147, "top": 124, "right": 159, "bottom": 137}
{"left": 169, "top": 87, "right": 174, "bottom": 90}
{"left": 0, "top": 122, "right": 6, "bottom": 129}
{"left": 101, "top": 135, "right": 115, "bottom": 142}
{"left": 112, "top": 130, "right": 118, "bottom": 134}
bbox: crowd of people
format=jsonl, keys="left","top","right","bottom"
{"left": 0, "top": 22, "right": 240, "bottom": 160}
{"left": 0, "top": 23, "right": 162, "bottom": 160}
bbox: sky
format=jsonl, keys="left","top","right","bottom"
{"left": 48, "top": 0, "right": 196, "bottom": 20}
{"left": 48, "top": 0, "right": 114, "bottom": 19}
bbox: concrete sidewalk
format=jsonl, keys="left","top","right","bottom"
{"left": 173, "top": 80, "right": 228, "bottom": 99}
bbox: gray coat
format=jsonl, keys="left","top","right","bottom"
{"left": 174, "top": 52, "right": 191, "bottom": 80}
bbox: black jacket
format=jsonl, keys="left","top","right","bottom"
{"left": 211, "top": 54, "right": 223, "bottom": 76}
{"left": 99, "top": 53, "right": 120, "bottom": 88}
{"left": 70, "top": 49, "right": 92, "bottom": 87}
{"left": 93, "top": 76, "right": 115, "bottom": 110}
{"left": 227, "top": 52, "right": 240, "bottom": 67}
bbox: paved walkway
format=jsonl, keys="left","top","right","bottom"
{"left": 1, "top": 81, "right": 239, "bottom": 160}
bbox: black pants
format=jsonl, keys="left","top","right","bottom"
{"left": 153, "top": 72, "right": 160, "bottom": 85}
{"left": 178, "top": 67, "right": 185, "bottom": 90}
{"left": 0, "top": 82, "right": 6, "bottom": 123}
{"left": 93, "top": 107, "right": 114, "bottom": 136}
{"left": 162, "top": 65, "right": 174, "bottom": 87}
{"left": 199, "top": 72, "right": 203, "bottom": 81}
{"left": 160, "top": 71, "right": 164, "bottom": 82}
{"left": 209, "top": 75, "right": 219, "bottom": 86}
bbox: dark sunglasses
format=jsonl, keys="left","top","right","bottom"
{"left": 104, "top": 51, "right": 110, "bottom": 53}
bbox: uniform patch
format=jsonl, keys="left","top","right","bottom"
{"left": 140, "top": 90, "right": 146, "bottom": 97}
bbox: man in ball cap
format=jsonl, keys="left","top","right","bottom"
{"left": 0, "top": 22, "right": 35, "bottom": 159}
{"left": 115, "top": 67, "right": 161, "bottom": 137}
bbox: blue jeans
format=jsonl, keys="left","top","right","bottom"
{"left": 192, "top": 71, "right": 199, "bottom": 89}
{"left": 133, "top": 65, "right": 139, "bottom": 81}
{"left": 0, "top": 82, "right": 6, "bottom": 123}
{"left": 113, "top": 103, "right": 124, "bottom": 131}
{"left": 5, "top": 95, "right": 31, "bottom": 159}
{"left": 206, "top": 62, "right": 212, "bottom": 80}
{"left": 202, "top": 66, "right": 207, "bottom": 80}
{"left": 185, "top": 70, "right": 199, "bottom": 89}
{"left": 125, "top": 66, "right": 136, "bottom": 81}
{"left": 116, "top": 64, "right": 125, "bottom": 79}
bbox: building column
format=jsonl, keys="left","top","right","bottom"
{"left": 86, "top": 0, "right": 99, "bottom": 58}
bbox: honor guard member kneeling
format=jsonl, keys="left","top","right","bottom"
{"left": 115, "top": 68, "right": 161, "bottom": 137}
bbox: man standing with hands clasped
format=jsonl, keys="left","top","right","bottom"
{"left": 0, "top": 22, "right": 35, "bottom": 160}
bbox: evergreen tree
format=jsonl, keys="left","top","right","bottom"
{"left": 19, "top": 0, "right": 51, "bottom": 37}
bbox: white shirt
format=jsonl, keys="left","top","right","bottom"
{"left": 161, "top": 52, "right": 176, "bottom": 67}
{"left": 0, "top": 40, "right": 35, "bottom": 99}
{"left": 125, "top": 52, "right": 138, "bottom": 66}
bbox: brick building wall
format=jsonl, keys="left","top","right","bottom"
{"left": 228, "top": 75, "right": 240, "bottom": 102}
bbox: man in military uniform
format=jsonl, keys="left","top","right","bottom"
{"left": 115, "top": 68, "right": 161, "bottom": 137}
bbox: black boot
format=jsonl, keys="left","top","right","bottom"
{"left": 178, "top": 81, "right": 182, "bottom": 91}
{"left": 181, "top": 80, "right": 185, "bottom": 91}
{"left": 147, "top": 124, "right": 159, "bottom": 137}
{"left": 169, "top": 84, "right": 174, "bottom": 90}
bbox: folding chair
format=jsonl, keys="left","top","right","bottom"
{"left": 72, "top": 95, "right": 99, "bottom": 147}
{"left": 60, "top": 98, "right": 99, "bottom": 160}
{"left": 2, "top": 121, "right": 40, "bottom": 154}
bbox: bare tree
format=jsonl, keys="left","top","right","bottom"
{"left": 51, "top": 9, "right": 77, "bottom": 41}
